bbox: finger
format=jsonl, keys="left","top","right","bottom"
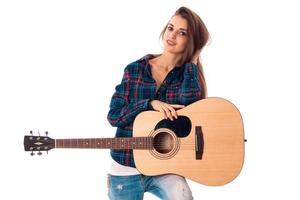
{"left": 158, "top": 108, "right": 168, "bottom": 119}
{"left": 170, "top": 104, "right": 185, "bottom": 108}
{"left": 162, "top": 106, "right": 173, "bottom": 121}
{"left": 165, "top": 104, "right": 178, "bottom": 119}
{"left": 170, "top": 104, "right": 185, "bottom": 110}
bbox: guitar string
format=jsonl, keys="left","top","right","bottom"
{"left": 57, "top": 141, "right": 197, "bottom": 145}
{"left": 56, "top": 139, "right": 196, "bottom": 149}
{"left": 60, "top": 143, "right": 197, "bottom": 146}
{"left": 56, "top": 141, "right": 196, "bottom": 145}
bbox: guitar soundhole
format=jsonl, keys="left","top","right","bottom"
{"left": 153, "top": 132, "right": 174, "bottom": 154}
{"left": 150, "top": 128, "right": 180, "bottom": 159}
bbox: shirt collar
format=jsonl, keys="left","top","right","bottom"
{"left": 140, "top": 54, "right": 186, "bottom": 83}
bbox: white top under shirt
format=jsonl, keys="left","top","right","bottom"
{"left": 108, "top": 157, "right": 141, "bottom": 176}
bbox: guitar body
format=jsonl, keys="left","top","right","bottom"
{"left": 133, "top": 97, "right": 244, "bottom": 186}
{"left": 24, "top": 97, "right": 245, "bottom": 186}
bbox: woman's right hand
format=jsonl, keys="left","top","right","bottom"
{"left": 150, "top": 100, "right": 185, "bottom": 121}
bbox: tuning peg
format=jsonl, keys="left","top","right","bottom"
{"left": 30, "top": 151, "right": 35, "bottom": 156}
{"left": 45, "top": 131, "right": 48, "bottom": 136}
{"left": 37, "top": 151, "right": 42, "bottom": 156}
{"left": 30, "top": 130, "right": 33, "bottom": 135}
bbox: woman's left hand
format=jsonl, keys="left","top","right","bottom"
{"left": 150, "top": 100, "right": 185, "bottom": 121}
{"left": 191, "top": 50, "right": 200, "bottom": 64}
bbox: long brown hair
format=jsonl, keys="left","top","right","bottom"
{"left": 161, "top": 7, "right": 210, "bottom": 98}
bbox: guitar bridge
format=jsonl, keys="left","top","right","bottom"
{"left": 195, "top": 126, "right": 204, "bottom": 160}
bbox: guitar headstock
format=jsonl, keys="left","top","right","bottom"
{"left": 24, "top": 131, "right": 55, "bottom": 155}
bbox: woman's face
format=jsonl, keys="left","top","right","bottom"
{"left": 163, "top": 15, "right": 188, "bottom": 55}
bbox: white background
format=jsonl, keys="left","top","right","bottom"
{"left": 1, "top": 0, "right": 300, "bottom": 199}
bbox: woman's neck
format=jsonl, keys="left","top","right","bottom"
{"left": 151, "top": 52, "right": 181, "bottom": 71}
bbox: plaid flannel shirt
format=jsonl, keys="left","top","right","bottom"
{"left": 107, "top": 54, "right": 202, "bottom": 167}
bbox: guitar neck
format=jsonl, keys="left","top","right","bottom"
{"left": 55, "top": 137, "right": 153, "bottom": 150}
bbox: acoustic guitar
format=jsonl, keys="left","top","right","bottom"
{"left": 24, "top": 97, "right": 245, "bottom": 186}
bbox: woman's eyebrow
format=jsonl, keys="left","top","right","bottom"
{"left": 168, "top": 23, "right": 187, "bottom": 31}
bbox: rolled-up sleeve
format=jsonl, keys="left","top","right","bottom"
{"left": 107, "top": 66, "right": 150, "bottom": 128}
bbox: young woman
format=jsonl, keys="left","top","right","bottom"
{"left": 107, "top": 6, "right": 210, "bottom": 200}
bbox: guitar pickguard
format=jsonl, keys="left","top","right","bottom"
{"left": 154, "top": 116, "right": 192, "bottom": 138}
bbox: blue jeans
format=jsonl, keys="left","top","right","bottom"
{"left": 107, "top": 174, "right": 193, "bottom": 200}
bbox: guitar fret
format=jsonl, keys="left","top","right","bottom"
{"left": 91, "top": 138, "right": 95, "bottom": 148}
{"left": 120, "top": 138, "right": 123, "bottom": 149}
{"left": 71, "top": 139, "right": 76, "bottom": 148}
{"left": 136, "top": 138, "right": 139, "bottom": 149}
{"left": 107, "top": 138, "right": 110, "bottom": 148}
{"left": 139, "top": 138, "right": 142, "bottom": 149}
{"left": 78, "top": 139, "right": 82, "bottom": 148}
{"left": 134, "top": 138, "right": 136, "bottom": 149}
{"left": 85, "top": 139, "right": 88, "bottom": 148}
{"left": 108, "top": 138, "right": 111, "bottom": 148}
{"left": 84, "top": 139, "right": 88, "bottom": 148}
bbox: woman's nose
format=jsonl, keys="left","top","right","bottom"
{"left": 170, "top": 31, "right": 177, "bottom": 39}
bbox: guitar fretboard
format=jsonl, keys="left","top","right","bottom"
{"left": 55, "top": 137, "right": 153, "bottom": 150}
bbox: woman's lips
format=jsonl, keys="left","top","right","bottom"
{"left": 167, "top": 40, "right": 176, "bottom": 46}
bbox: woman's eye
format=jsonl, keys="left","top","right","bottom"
{"left": 167, "top": 26, "right": 173, "bottom": 31}
{"left": 180, "top": 31, "right": 187, "bottom": 36}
